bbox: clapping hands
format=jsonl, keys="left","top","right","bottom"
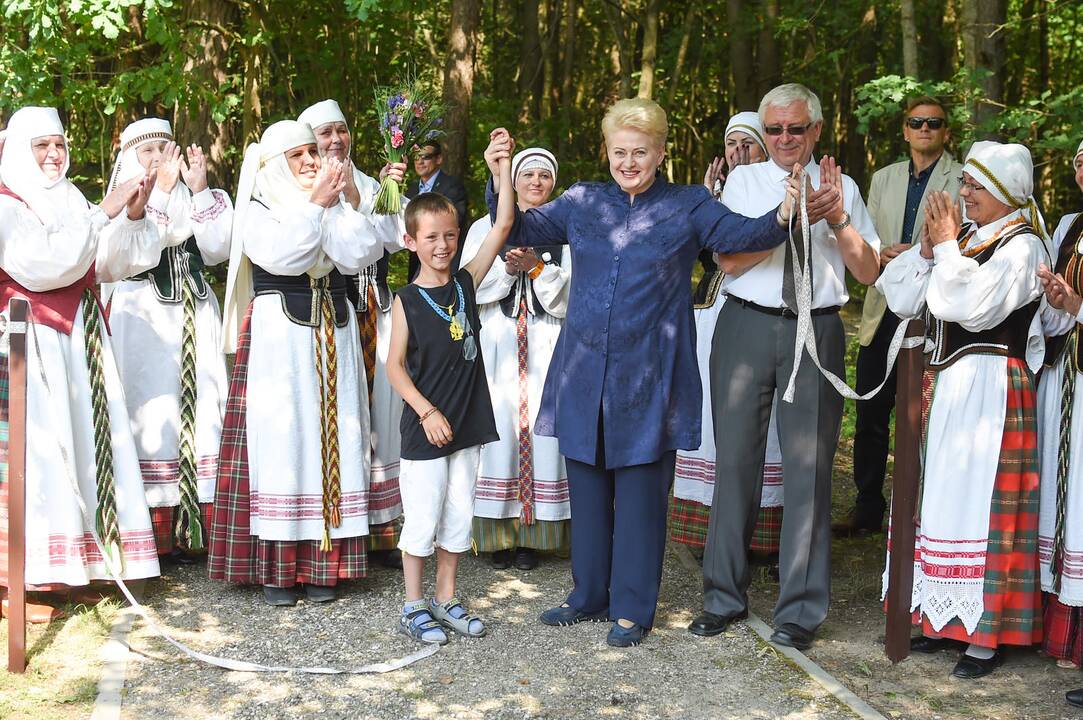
{"left": 779, "top": 157, "right": 842, "bottom": 226}
{"left": 156, "top": 141, "right": 184, "bottom": 194}
{"left": 310, "top": 157, "right": 348, "bottom": 208}
{"left": 1039, "top": 263, "right": 1083, "bottom": 317}
{"left": 100, "top": 168, "right": 157, "bottom": 220}
{"left": 179, "top": 144, "right": 209, "bottom": 194}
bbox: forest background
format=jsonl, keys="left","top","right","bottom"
{"left": 3, "top": 0, "right": 1083, "bottom": 253}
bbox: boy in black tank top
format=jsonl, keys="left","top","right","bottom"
{"left": 387, "top": 129, "right": 515, "bottom": 644}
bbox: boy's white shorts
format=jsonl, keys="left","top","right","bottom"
{"left": 397, "top": 446, "right": 481, "bottom": 557}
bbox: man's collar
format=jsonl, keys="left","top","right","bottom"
{"left": 908, "top": 153, "right": 941, "bottom": 180}
{"left": 767, "top": 156, "right": 818, "bottom": 182}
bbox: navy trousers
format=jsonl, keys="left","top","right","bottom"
{"left": 565, "top": 447, "right": 675, "bottom": 629}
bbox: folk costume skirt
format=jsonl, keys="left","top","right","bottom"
{"left": 207, "top": 305, "right": 368, "bottom": 587}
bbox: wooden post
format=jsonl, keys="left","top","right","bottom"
{"left": 885, "top": 318, "right": 925, "bottom": 662}
{"left": 6, "top": 298, "right": 29, "bottom": 673}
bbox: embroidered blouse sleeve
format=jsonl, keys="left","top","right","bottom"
{"left": 146, "top": 186, "right": 195, "bottom": 248}
{"left": 926, "top": 234, "right": 1044, "bottom": 331}
{"left": 190, "top": 188, "right": 234, "bottom": 266}
{"left": 875, "top": 244, "right": 932, "bottom": 319}
{"left": 96, "top": 208, "right": 163, "bottom": 282}
{"left": 243, "top": 202, "right": 324, "bottom": 275}
{"left": 0, "top": 197, "right": 102, "bottom": 291}
{"left": 531, "top": 250, "right": 571, "bottom": 318}
{"left": 319, "top": 200, "right": 384, "bottom": 275}
{"left": 460, "top": 217, "right": 515, "bottom": 304}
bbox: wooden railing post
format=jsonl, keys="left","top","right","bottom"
{"left": 6, "top": 298, "right": 29, "bottom": 673}
{"left": 885, "top": 318, "right": 925, "bottom": 663}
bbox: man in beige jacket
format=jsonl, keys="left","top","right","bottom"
{"left": 835, "top": 95, "right": 963, "bottom": 535}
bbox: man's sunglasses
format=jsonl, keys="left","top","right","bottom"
{"left": 906, "top": 117, "right": 946, "bottom": 130}
{"left": 763, "top": 122, "right": 814, "bottom": 137}
{"left": 416, "top": 153, "right": 438, "bottom": 161}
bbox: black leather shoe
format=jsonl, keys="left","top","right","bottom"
{"left": 1066, "top": 688, "right": 1083, "bottom": 708}
{"left": 951, "top": 651, "right": 1002, "bottom": 679}
{"left": 910, "top": 635, "right": 963, "bottom": 654}
{"left": 831, "top": 510, "right": 884, "bottom": 537}
{"left": 491, "top": 549, "right": 513, "bottom": 570}
{"left": 770, "top": 623, "right": 815, "bottom": 650}
{"left": 380, "top": 549, "right": 403, "bottom": 569}
{"left": 163, "top": 549, "right": 201, "bottom": 566}
{"left": 514, "top": 547, "right": 538, "bottom": 570}
{"left": 688, "top": 610, "right": 748, "bottom": 637}
{"left": 262, "top": 585, "right": 298, "bottom": 607}
{"left": 304, "top": 584, "right": 337, "bottom": 603}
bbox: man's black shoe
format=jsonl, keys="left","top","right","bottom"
{"left": 687, "top": 610, "right": 747, "bottom": 637}
{"left": 1065, "top": 688, "right": 1083, "bottom": 708}
{"left": 831, "top": 510, "right": 884, "bottom": 537}
{"left": 770, "top": 622, "right": 815, "bottom": 650}
{"left": 910, "top": 635, "right": 963, "bottom": 654}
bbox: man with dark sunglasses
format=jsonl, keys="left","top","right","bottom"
{"left": 405, "top": 140, "right": 469, "bottom": 278}
{"left": 836, "top": 95, "right": 961, "bottom": 537}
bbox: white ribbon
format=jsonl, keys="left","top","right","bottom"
{"left": 12, "top": 299, "right": 439, "bottom": 673}
{"left": 781, "top": 172, "right": 917, "bottom": 403}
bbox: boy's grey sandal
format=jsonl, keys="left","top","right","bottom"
{"left": 399, "top": 607, "right": 449, "bottom": 645}
{"left": 431, "top": 597, "right": 487, "bottom": 638}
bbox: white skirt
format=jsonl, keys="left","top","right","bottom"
{"left": 108, "top": 278, "right": 227, "bottom": 507}
{"left": 472, "top": 301, "right": 570, "bottom": 521}
{"left": 367, "top": 305, "right": 403, "bottom": 525}
{"left": 17, "top": 306, "right": 159, "bottom": 585}
{"left": 674, "top": 296, "right": 784, "bottom": 508}
{"left": 245, "top": 294, "right": 370, "bottom": 542}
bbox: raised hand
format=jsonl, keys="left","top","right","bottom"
{"left": 817, "top": 156, "right": 846, "bottom": 226}
{"left": 156, "top": 141, "right": 184, "bottom": 194}
{"left": 924, "top": 191, "right": 961, "bottom": 247}
{"left": 180, "top": 144, "right": 208, "bottom": 194}
{"left": 484, "top": 127, "right": 514, "bottom": 190}
{"left": 1039, "top": 264, "right": 1083, "bottom": 316}
{"left": 702, "top": 156, "right": 726, "bottom": 198}
{"left": 99, "top": 176, "right": 141, "bottom": 219}
{"left": 127, "top": 169, "right": 157, "bottom": 220}
{"left": 310, "top": 157, "right": 348, "bottom": 208}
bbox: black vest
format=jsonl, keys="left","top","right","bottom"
{"left": 1044, "top": 213, "right": 1083, "bottom": 369}
{"left": 251, "top": 264, "right": 351, "bottom": 328}
{"left": 129, "top": 236, "right": 208, "bottom": 302}
{"left": 496, "top": 245, "right": 564, "bottom": 319}
{"left": 926, "top": 224, "right": 1041, "bottom": 370}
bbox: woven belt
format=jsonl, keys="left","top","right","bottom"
{"left": 728, "top": 295, "right": 840, "bottom": 319}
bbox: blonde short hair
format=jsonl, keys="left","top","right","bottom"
{"left": 602, "top": 98, "right": 668, "bottom": 147}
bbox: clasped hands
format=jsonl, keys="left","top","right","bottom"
{"left": 484, "top": 128, "right": 515, "bottom": 192}
{"left": 778, "top": 156, "right": 845, "bottom": 228}
{"left": 1039, "top": 264, "right": 1082, "bottom": 318}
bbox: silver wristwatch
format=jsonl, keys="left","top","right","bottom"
{"left": 827, "top": 211, "right": 851, "bottom": 231}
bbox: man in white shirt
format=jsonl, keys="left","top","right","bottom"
{"left": 689, "top": 83, "right": 880, "bottom": 650}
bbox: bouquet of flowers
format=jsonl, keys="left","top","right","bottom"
{"left": 372, "top": 78, "right": 445, "bottom": 214}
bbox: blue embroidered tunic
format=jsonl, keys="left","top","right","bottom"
{"left": 487, "top": 175, "right": 787, "bottom": 468}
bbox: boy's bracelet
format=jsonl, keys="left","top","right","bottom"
{"left": 418, "top": 407, "right": 439, "bottom": 424}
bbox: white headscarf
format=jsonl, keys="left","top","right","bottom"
{"left": 724, "top": 111, "right": 767, "bottom": 156}
{"left": 298, "top": 99, "right": 348, "bottom": 134}
{"left": 221, "top": 120, "right": 318, "bottom": 352}
{"left": 963, "top": 141, "right": 1049, "bottom": 254}
{"left": 1074, "top": 138, "right": 1083, "bottom": 165}
{"left": 107, "top": 117, "right": 173, "bottom": 192}
{"left": 0, "top": 106, "right": 87, "bottom": 231}
{"left": 512, "top": 147, "right": 558, "bottom": 185}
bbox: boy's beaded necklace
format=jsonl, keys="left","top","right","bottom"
{"left": 416, "top": 277, "right": 477, "bottom": 361}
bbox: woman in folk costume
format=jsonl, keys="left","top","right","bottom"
{"left": 298, "top": 99, "right": 408, "bottom": 568}
{"left": 672, "top": 112, "right": 784, "bottom": 564}
{"left": 207, "top": 120, "right": 384, "bottom": 606}
{"left": 878, "top": 142, "right": 1048, "bottom": 679}
{"left": 461, "top": 147, "right": 572, "bottom": 571}
{"left": 1036, "top": 140, "right": 1083, "bottom": 686}
{"left": 0, "top": 106, "right": 163, "bottom": 597}
{"left": 105, "top": 118, "right": 233, "bottom": 561}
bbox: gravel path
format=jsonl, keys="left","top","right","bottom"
{"left": 120, "top": 546, "right": 858, "bottom": 719}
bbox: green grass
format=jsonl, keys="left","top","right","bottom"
{"left": 0, "top": 598, "right": 121, "bottom": 720}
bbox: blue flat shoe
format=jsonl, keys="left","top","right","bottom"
{"left": 539, "top": 603, "right": 609, "bottom": 627}
{"left": 607, "top": 621, "right": 649, "bottom": 647}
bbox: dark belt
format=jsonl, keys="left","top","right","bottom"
{"left": 727, "top": 294, "right": 840, "bottom": 319}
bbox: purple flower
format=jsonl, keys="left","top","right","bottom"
{"left": 426, "top": 129, "right": 440, "bottom": 139}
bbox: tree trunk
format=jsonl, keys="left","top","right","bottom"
{"left": 756, "top": 0, "right": 780, "bottom": 97}
{"left": 602, "top": 0, "right": 634, "bottom": 98}
{"left": 541, "top": 0, "right": 562, "bottom": 119}
{"left": 843, "top": 5, "right": 877, "bottom": 193}
{"left": 559, "top": 0, "right": 577, "bottom": 154}
{"left": 960, "top": 0, "right": 1007, "bottom": 129}
{"left": 442, "top": 0, "right": 481, "bottom": 176}
{"left": 637, "top": 0, "right": 661, "bottom": 99}
{"left": 727, "top": 0, "right": 756, "bottom": 110}
{"left": 900, "top": 0, "right": 919, "bottom": 76}
{"left": 517, "top": 0, "right": 543, "bottom": 120}
{"left": 664, "top": 5, "right": 698, "bottom": 109}
{"left": 175, "top": 0, "right": 239, "bottom": 189}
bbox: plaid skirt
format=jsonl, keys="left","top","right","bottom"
{"left": 668, "top": 497, "right": 782, "bottom": 554}
{"left": 207, "top": 306, "right": 367, "bottom": 588}
{"left": 919, "top": 358, "right": 1042, "bottom": 647}
{"left": 366, "top": 519, "right": 401, "bottom": 552}
{"left": 472, "top": 517, "right": 570, "bottom": 553}
{"left": 1043, "top": 594, "right": 1083, "bottom": 664}
{"left": 149, "top": 503, "right": 214, "bottom": 555}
